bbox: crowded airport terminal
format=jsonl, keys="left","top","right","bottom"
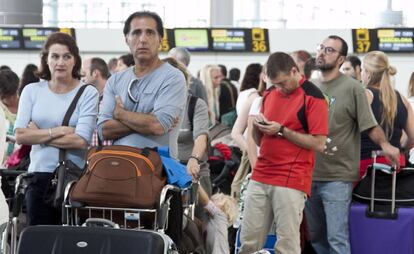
{"left": 1, "top": 0, "right": 414, "bottom": 253}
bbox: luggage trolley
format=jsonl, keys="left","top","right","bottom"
{"left": 62, "top": 181, "right": 197, "bottom": 233}
{"left": 1, "top": 171, "right": 33, "bottom": 254}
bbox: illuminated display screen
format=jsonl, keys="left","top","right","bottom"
{"left": 352, "top": 28, "right": 414, "bottom": 53}
{"left": 210, "top": 28, "right": 269, "bottom": 52}
{"left": 22, "top": 27, "right": 76, "bottom": 50}
{"left": 0, "top": 28, "right": 22, "bottom": 49}
{"left": 377, "top": 28, "right": 414, "bottom": 52}
{"left": 211, "top": 29, "right": 246, "bottom": 51}
{"left": 174, "top": 29, "right": 209, "bottom": 51}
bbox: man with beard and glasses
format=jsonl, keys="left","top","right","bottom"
{"left": 97, "top": 11, "right": 186, "bottom": 158}
{"left": 304, "top": 35, "right": 400, "bottom": 254}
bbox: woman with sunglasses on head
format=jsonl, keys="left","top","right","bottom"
{"left": 14, "top": 32, "right": 99, "bottom": 225}
{"left": 360, "top": 51, "right": 414, "bottom": 178}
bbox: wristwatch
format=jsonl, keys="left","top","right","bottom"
{"left": 277, "top": 125, "right": 285, "bottom": 137}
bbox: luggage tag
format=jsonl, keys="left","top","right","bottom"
{"left": 124, "top": 212, "right": 140, "bottom": 221}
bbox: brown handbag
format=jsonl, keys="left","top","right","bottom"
{"left": 69, "top": 145, "right": 166, "bottom": 209}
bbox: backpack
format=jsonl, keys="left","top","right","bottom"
{"left": 69, "top": 145, "right": 166, "bottom": 209}
{"left": 220, "top": 81, "right": 238, "bottom": 128}
{"left": 188, "top": 95, "right": 198, "bottom": 132}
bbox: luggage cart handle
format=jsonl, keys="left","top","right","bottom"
{"left": 82, "top": 218, "right": 120, "bottom": 228}
{"left": 159, "top": 184, "right": 181, "bottom": 207}
{"left": 14, "top": 172, "right": 34, "bottom": 194}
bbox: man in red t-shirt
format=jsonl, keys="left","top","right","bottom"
{"left": 239, "top": 52, "right": 329, "bottom": 254}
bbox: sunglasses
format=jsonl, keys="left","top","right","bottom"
{"left": 127, "top": 79, "right": 139, "bottom": 103}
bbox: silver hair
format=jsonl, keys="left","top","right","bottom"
{"left": 168, "top": 47, "right": 191, "bottom": 67}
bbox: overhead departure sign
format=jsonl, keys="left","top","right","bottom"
{"left": 22, "top": 27, "right": 76, "bottom": 50}
{"left": 352, "top": 29, "right": 377, "bottom": 53}
{"left": 0, "top": 27, "right": 22, "bottom": 49}
{"left": 377, "top": 28, "right": 414, "bottom": 52}
{"left": 211, "top": 29, "right": 246, "bottom": 51}
{"left": 159, "top": 29, "right": 174, "bottom": 52}
{"left": 174, "top": 29, "right": 209, "bottom": 51}
{"left": 352, "top": 28, "right": 414, "bottom": 53}
{"left": 170, "top": 28, "right": 269, "bottom": 53}
{"left": 250, "top": 28, "right": 269, "bottom": 53}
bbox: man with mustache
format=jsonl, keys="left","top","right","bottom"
{"left": 305, "top": 35, "right": 400, "bottom": 254}
{"left": 97, "top": 11, "right": 186, "bottom": 158}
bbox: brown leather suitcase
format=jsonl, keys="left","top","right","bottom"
{"left": 69, "top": 145, "right": 166, "bottom": 209}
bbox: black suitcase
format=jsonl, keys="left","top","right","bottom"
{"left": 17, "top": 225, "right": 175, "bottom": 254}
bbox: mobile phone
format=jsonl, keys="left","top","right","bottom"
{"left": 258, "top": 120, "right": 269, "bottom": 126}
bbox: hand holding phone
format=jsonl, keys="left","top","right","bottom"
{"left": 258, "top": 120, "right": 269, "bottom": 126}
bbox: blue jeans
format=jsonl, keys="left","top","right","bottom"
{"left": 305, "top": 181, "right": 353, "bottom": 254}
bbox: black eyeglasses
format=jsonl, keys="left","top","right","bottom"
{"left": 316, "top": 44, "right": 341, "bottom": 55}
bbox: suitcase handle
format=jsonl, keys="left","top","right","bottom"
{"left": 372, "top": 163, "right": 393, "bottom": 173}
{"left": 82, "top": 218, "right": 120, "bottom": 229}
{"left": 367, "top": 150, "right": 398, "bottom": 219}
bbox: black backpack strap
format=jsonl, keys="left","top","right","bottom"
{"left": 188, "top": 95, "right": 198, "bottom": 131}
{"left": 141, "top": 147, "right": 151, "bottom": 157}
{"left": 262, "top": 87, "right": 309, "bottom": 133}
{"left": 223, "top": 81, "right": 236, "bottom": 107}
{"left": 59, "top": 84, "right": 90, "bottom": 162}
{"left": 296, "top": 94, "right": 309, "bottom": 133}
{"left": 260, "top": 86, "right": 275, "bottom": 113}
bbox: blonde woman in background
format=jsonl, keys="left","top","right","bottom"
{"left": 199, "top": 65, "right": 222, "bottom": 125}
{"left": 360, "top": 51, "right": 414, "bottom": 177}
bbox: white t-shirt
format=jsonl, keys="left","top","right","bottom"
{"left": 248, "top": 97, "right": 262, "bottom": 154}
{"left": 249, "top": 97, "right": 262, "bottom": 116}
{"left": 236, "top": 88, "right": 257, "bottom": 115}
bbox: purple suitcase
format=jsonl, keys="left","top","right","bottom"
{"left": 349, "top": 151, "right": 414, "bottom": 254}
{"left": 349, "top": 202, "right": 414, "bottom": 254}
